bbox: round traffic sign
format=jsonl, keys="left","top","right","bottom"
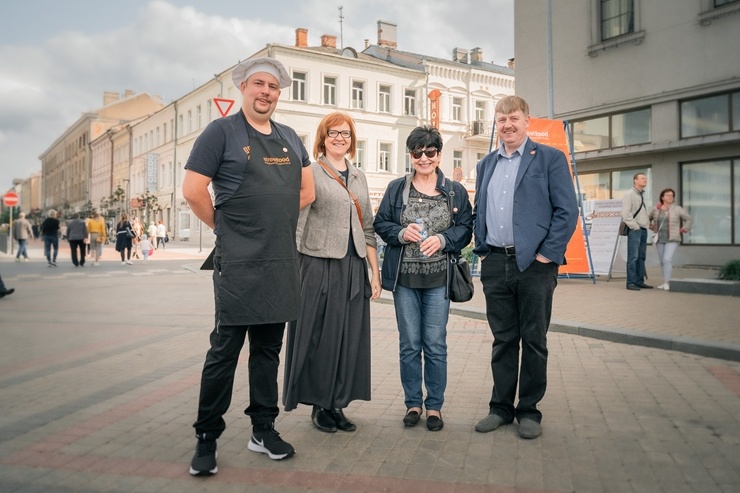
{"left": 3, "top": 191, "right": 19, "bottom": 206}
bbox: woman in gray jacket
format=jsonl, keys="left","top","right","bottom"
{"left": 283, "top": 112, "right": 381, "bottom": 433}
{"left": 649, "top": 188, "right": 691, "bottom": 290}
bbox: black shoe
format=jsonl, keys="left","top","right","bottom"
{"left": 248, "top": 423, "right": 295, "bottom": 460}
{"left": 189, "top": 433, "right": 217, "bottom": 476}
{"left": 311, "top": 405, "right": 337, "bottom": 432}
{"left": 637, "top": 283, "right": 653, "bottom": 289}
{"left": 626, "top": 284, "right": 641, "bottom": 291}
{"left": 0, "top": 288, "right": 14, "bottom": 298}
{"left": 426, "top": 414, "right": 444, "bottom": 432}
{"left": 330, "top": 408, "right": 356, "bottom": 432}
{"left": 403, "top": 409, "right": 421, "bottom": 427}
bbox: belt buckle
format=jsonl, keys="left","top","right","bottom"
{"left": 504, "top": 245, "right": 515, "bottom": 256}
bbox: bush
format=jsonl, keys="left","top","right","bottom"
{"left": 718, "top": 259, "right": 740, "bottom": 281}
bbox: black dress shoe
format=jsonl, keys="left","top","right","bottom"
{"left": 426, "top": 415, "right": 444, "bottom": 431}
{"left": 330, "top": 408, "right": 356, "bottom": 432}
{"left": 311, "top": 405, "right": 337, "bottom": 433}
{"left": 637, "top": 283, "right": 653, "bottom": 289}
{"left": 0, "top": 288, "right": 14, "bottom": 298}
{"left": 626, "top": 284, "right": 641, "bottom": 291}
{"left": 402, "top": 409, "right": 421, "bottom": 427}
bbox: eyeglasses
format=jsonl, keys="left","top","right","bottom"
{"left": 327, "top": 130, "right": 352, "bottom": 139}
{"left": 410, "top": 148, "right": 438, "bottom": 159}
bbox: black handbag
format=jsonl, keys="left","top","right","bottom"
{"left": 449, "top": 255, "right": 474, "bottom": 302}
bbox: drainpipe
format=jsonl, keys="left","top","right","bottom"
{"left": 172, "top": 100, "right": 178, "bottom": 242}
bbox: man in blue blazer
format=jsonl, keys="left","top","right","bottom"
{"left": 472, "top": 96, "right": 578, "bottom": 439}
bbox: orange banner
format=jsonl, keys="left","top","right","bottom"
{"left": 527, "top": 119, "right": 590, "bottom": 276}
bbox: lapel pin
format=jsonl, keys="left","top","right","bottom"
{"left": 530, "top": 150, "right": 536, "bottom": 155}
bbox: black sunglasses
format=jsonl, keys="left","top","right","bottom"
{"left": 410, "top": 148, "right": 438, "bottom": 159}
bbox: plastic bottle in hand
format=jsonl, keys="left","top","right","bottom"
{"left": 415, "top": 218, "right": 428, "bottom": 241}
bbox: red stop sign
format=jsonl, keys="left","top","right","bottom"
{"left": 3, "top": 191, "right": 19, "bottom": 207}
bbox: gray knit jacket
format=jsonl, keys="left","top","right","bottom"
{"left": 295, "top": 158, "right": 377, "bottom": 259}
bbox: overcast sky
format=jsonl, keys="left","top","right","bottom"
{"left": 0, "top": 0, "right": 513, "bottom": 190}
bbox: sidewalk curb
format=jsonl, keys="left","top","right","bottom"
{"left": 374, "top": 295, "right": 740, "bottom": 362}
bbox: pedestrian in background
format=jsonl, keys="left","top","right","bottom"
{"left": 115, "top": 213, "right": 134, "bottom": 265}
{"left": 40, "top": 209, "right": 61, "bottom": 267}
{"left": 138, "top": 235, "right": 154, "bottom": 262}
{"left": 12, "top": 212, "right": 34, "bottom": 262}
{"left": 86, "top": 210, "right": 107, "bottom": 266}
{"left": 283, "top": 112, "right": 380, "bottom": 434}
{"left": 66, "top": 213, "right": 89, "bottom": 267}
{"left": 472, "top": 95, "right": 578, "bottom": 439}
{"left": 182, "top": 57, "right": 315, "bottom": 475}
{"left": 649, "top": 188, "right": 692, "bottom": 291}
{"left": 131, "top": 216, "right": 143, "bottom": 259}
{"left": 622, "top": 172, "right": 652, "bottom": 291}
{"left": 374, "top": 125, "right": 473, "bottom": 432}
{"left": 148, "top": 222, "right": 158, "bottom": 248}
{"left": 156, "top": 220, "right": 167, "bottom": 249}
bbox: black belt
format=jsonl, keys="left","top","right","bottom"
{"left": 489, "top": 246, "right": 516, "bottom": 256}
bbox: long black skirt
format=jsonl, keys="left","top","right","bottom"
{"left": 282, "top": 253, "right": 372, "bottom": 411}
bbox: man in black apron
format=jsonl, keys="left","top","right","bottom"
{"left": 182, "top": 57, "right": 315, "bottom": 476}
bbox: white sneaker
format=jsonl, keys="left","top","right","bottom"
{"left": 121, "top": 261, "right": 126, "bottom": 265}
{"left": 664, "top": 283, "right": 670, "bottom": 291}
{"left": 125, "top": 260, "right": 133, "bottom": 265}
{"left": 93, "top": 261, "right": 99, "bottom": 267}
{"left": 15, "top": 258, "right": 20, "bottom": 263}
{"left": 23, "top": 258, "right": 29, "bottom": 262}
{"left": 657, "top": 284, "right": 666, "bottom": 290}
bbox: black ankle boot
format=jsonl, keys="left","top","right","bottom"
{"left": 330, "top": 408, "right": 356, "bottom": 432}
{"left": 311, "top": 405, "right": 337, "bottom": 433}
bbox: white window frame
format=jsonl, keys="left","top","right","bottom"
{"left": 404, "top": 89, "right": 416, "bottom": 116}
{"left": 355, "top": 140, "right": 366, "bottom": 169}
{"left": 452, "top": 97, "right": 463, "bottom": 122}
{"left": 378, "top": 142, "right": 392, "bottom": 172}
{"left": 379, "top": 84, "right": 391, "bottom": 113}
{"left": 292, "top": 71, "right": 307, "bottom": 102}
{"left": 352, "top": 80, "right": 365, "bottom": 109}
{"left": 323, "top": 75, "right": 337, "bottom": 106}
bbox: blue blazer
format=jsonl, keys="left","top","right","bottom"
{"left": 473, "top": 138, "right": 578, "bottom": 272}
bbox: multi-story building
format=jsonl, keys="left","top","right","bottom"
{"left": 39, "top": 22, "right": 514, "bottom": 243}
{"left": 514, "top": 1, "right": 740, "bottom": 265}
{"left": 39, "top": 90, "right": 163, "bottom": 217}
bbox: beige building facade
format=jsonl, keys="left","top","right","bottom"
{"left": 39, "top": 91, "right": 163, "bottom": 217}
{"left": 515, "top": 0, "right": 740, "bottom": 266}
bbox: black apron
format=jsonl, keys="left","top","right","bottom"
{"left": 212, "top": 122, "right": 302, "bottom": 326}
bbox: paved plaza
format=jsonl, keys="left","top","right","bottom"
{"left": 0, "top": 241, "right": 738, "bottom": 492}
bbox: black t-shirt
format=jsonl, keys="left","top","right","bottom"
{"left": 185, "top": 111, "right": 310, "bottom": 208}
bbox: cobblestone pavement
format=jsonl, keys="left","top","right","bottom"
{"left": 0, "top": 242, "right": 738, "bottom": 492}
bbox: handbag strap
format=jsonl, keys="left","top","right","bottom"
{"left": 317, "top": 157, "right": 363, "bottom": 225}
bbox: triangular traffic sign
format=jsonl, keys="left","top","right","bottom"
{"left": 213, "top": 98, "right": 235, "bottom": 117}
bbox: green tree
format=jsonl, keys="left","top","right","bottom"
{"left": 0, "top": 206, "right": 20, "bottom": 225}
{"left": 137, "top": 191, "right": 160, "bottom": 224}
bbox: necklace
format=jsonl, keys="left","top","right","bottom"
{"left": 413, "top": 179, "right": 437, "bottom": 196}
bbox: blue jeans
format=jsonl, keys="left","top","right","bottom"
{"left": 16, "top": 239, "right": 29, "bottom": 259}
{"left": 43, "top": 234, "right": 59, "bottom": 263}
{"left": 392, "top": 284, "right": 449, "bottom": 411}
{"left": 626, "top": 227, "right": 647, "bottom": 286}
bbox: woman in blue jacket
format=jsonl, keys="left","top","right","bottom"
{"left": 373, "top": 125, "right": 473, "bottom": 431}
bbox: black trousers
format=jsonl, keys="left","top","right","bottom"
{"left": 69, "top": 239, "right": 86, "bottom": 266}
{"left": 193, "top": 322, "right": 285, "bottom": 438}
{"left": 480, "top": 252, "right": 558, "bottom": 423}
